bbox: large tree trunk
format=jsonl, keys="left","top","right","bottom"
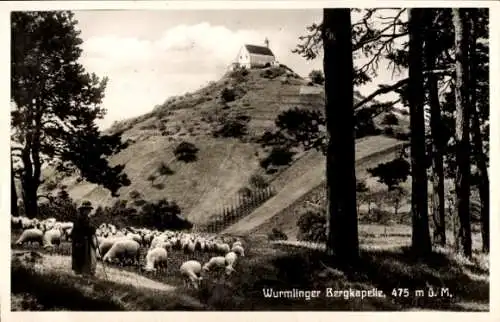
{"left": 408, "top": 8, "right": 432, "bottom": 256}
{"left": 468, "top": 9, "right": 489, "bottom": 253}
{"left": 322, "top": 8, "right": 359, "bottom": 261}
{"left": 11, "top": 156, "right": 19, "bottom": 217}
{"left": 452, "top": 8, "right": 473, "bottom": 258}
{"left": 424, "top": 10, "right": 446, "bottom": 246}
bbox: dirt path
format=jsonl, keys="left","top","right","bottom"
{"left": 13, "top": 250, "right": 175, "bottom": 292}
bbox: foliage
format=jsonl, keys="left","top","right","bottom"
{"left": 249, "top": 174, "right": 269, "bottom": 189}
{"left": 268, "top": 228, "right": 288, "bottom": 241}
{"left": 128, "top": 190, "right": 142, "bottom": 200}
{"left": 37, "top": 189, "right": 77, "bottom": 222}
{"left": 259, "top": 147, "right": 295, "bottom": 170}
{"left": 382, "top": 112, "right": 399, "bottom": 125}
{"left": 212, "top": 113, "right": 250, "bottom": 138}
{"left": 367, "top": 157, "right": 411, "bottom": 191}
{"left": 157, "top": 162, "right": 174, "bottom": 176}
{"left": 296, "top": 210, "right": 327, "bottom": 243}
{"left": 386, "top": 186, "right": 408, "bottom": 216}
{"left": 260, "top": 66, "right": 287, "bottom": 79}
{"left": 11, "top": 11, "right": 130, "bottom": 218}
{"left": 220, "top": 88, "right": 236, "bottom": 103}
{"left": 308, "top": 69, "right": 325, "bottom": 85}
{"left": 173, "top": 141, "right": 199, "bottom": 163}
{"left": 238, "top": 187, "right": 253, "bottom": 199}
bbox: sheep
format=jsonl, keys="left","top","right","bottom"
{"left": 144, "top": 247, "right": 168, "bottom": 273}
{"left": 150, "top": 235, "right": 168, "bottom": 250}
{"left": 231, "top": 244, "right": 245, "bottom": 257}
{"left": 180, "top": 260, "right": 203, "bottom": 289}
{"left": 224, "top": 251, "right": 238, "bottom": 275}
{"left": 97, "top": 237, "right": 123, "bottom": 259}
{"left": 215, "top": 242, "right": 230, "bottom": 255}
{"left": 103, "top": 239, "right": 141, "bottom": 266}
{"left": 42, "top": 228, "right": 63, "bottom": 249}
{"left": 15, "top": 228, "right": 44, "bottom": 247}
{"left": 126, "top": 232, "right": 142, "bottom": 245}
{"left": 202, "top": 256, "right": 226, "bottom": 272}
{"left": 232, "top": 240, "right": 243, "bottom": 248}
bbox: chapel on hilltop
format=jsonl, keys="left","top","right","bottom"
{"left": 230, "top": 38, "right": 278, "bottom": 70}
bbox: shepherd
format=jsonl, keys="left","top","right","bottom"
{"left": 71, "top": 200, "right": 97, "bottom": 276}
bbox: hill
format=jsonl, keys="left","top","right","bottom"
{"left": 35, "top": 65, "right": 409, "bottom": 226}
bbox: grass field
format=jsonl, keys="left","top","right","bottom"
{"left": 11, "top": 225, "right": 489, "bottom": 311}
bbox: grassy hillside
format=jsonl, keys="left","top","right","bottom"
{"left": 223, "top": 135, "right": 406, "bottom": 236}
{"left": 35, "top": 65, "right": 410, "bottom": 227}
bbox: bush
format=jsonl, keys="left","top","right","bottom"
{"left": 174, "top": 141, "right": 199, "bottom": 162}
{"left": 212, "top": 114, "right": 250, "bottom": 138}
{"left": 354, "top": 108, "right": 380, "bottom": 138}
{"left": 260, "top": 67, "right": 286, "bottom": 79}
{"left": 249, "top": 174, "right": 269, "bottom": 189}
{"left": 308, "top": 70, "right": 325, "bottom": 85}
{"left": 383, "top": 126, "right": 395, "bottom": 136}
{"left": 259, "top": 146, "right": 294, "bottom": 169}
{"left": 229, "top": 68, "right": 249, "bottom": 82}
{"left": 128, "top": 190, "right": 142, "bottom": 200}
{"left": 268, "top": 228, "right": 288, "bottom": 241}
{"left": 220, "top": 88, "right": 236, "bottom": 103}
{"left": 157, "top": 162, "right": 174, "bottom": 176}
{"left": 296, "top": 210, "right": 326, "bottom": 243}
{"left": 382, "top": 112, "right": 399, "bottom": 125}
{"left": 238, "top": 187, "right": 253, "bottom": 199}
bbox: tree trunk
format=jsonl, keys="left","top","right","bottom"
{"left": 452, "top": 8, "right": 473, "bottom": 258}
{"left": 408, "top": 9, "right": 432, "bottom": 256}
{"left": 468, "top": 9, "right": 489, "bottom": 253}
{"left": 424, "top": 10, "right": 446, "bottom": 246}
{"left": 322, "top": 8, "right": 359, "bottom": 261}
{"left": 11, "top": 156, "right": 19, "bottom": 217}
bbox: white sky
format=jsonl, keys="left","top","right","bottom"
{"left": 74, "top": 9, "right": 407, "bottom": 130}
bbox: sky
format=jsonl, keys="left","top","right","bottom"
{"left": 74, "top": 10, "right": 407, "bottom": 130}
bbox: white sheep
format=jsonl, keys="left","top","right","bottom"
{"left": 202, "top": 256, "right": 227, "bottom": 272}
{"left": 102, "top": 239, "right": 141, "bottom": 265}
{"left": 15, "top": 228, "right": 44, "bottom": 246}
{"left": 224, "top": 251, "right": 238, "bottom": 275}
{"left": 216, "top": 242, "right": 230, "bottom": 255}
{"left": 97, "top": 237, "right": 122, "bottom": 259}
{"left": 42, "top": 228, "right": 63, "bottom": 249}
{"left": 144, "top": 247, "right": 168, "bottom": 272}
{"left": 180, "top": 260, "right": 203, "bottom": 289}
{"left": 231, "top": 244, "right": 245, "bottom": 257}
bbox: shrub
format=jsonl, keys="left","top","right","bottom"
{"left": 260, "top": 67, "right": 286, "bottom": 79}
{"left": 147, "top": 174, "right": 156, "bottom": 184}
{"left": 382, "top": 112, "right": 399, "bottom": 125}
{"left": 249, "top": 174, "right": 269, "bottom": 189}
{"left": 212, "top": 114, "right": 250, "bottom": 138}
{"left": 238, "top": 187, "right": 253, "bottom": 199}
{"left": 259, "top": 146, "right": 294, "bottom": 169}
{"left": 268, "top": 228, "right": 288, "bottom": 241}
{"left": 157, "top": 162, "right": 174, "bottom": 176}
{"left": 174, "top": 141, "right": 199, "bottom": 162}
{"left": 221, "top": 88, "right": 236, "bottom": 103}
{"left": 308, "top": 70, "right": 325, "bottom": 85}
{"left": 128, "top": 190, "right": 142, "bottom": 200}
{"left": 229, "top": 68, "right": 249, "bottom": 82}
{"left": 354, "top": 108, "right": 380, "bottom": 138}
{"left": 296, "top": 210, "right": 326, "bottom": 243}
{"left": 383, "top": 126, "right": 395, "bottom": 136}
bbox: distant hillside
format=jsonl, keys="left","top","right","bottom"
{"left": 36, "top": 65, "right": 410, "bottom": 226}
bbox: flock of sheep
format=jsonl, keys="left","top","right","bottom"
{"left": 11, "top": 215, "right": 246, "bottom": 289}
